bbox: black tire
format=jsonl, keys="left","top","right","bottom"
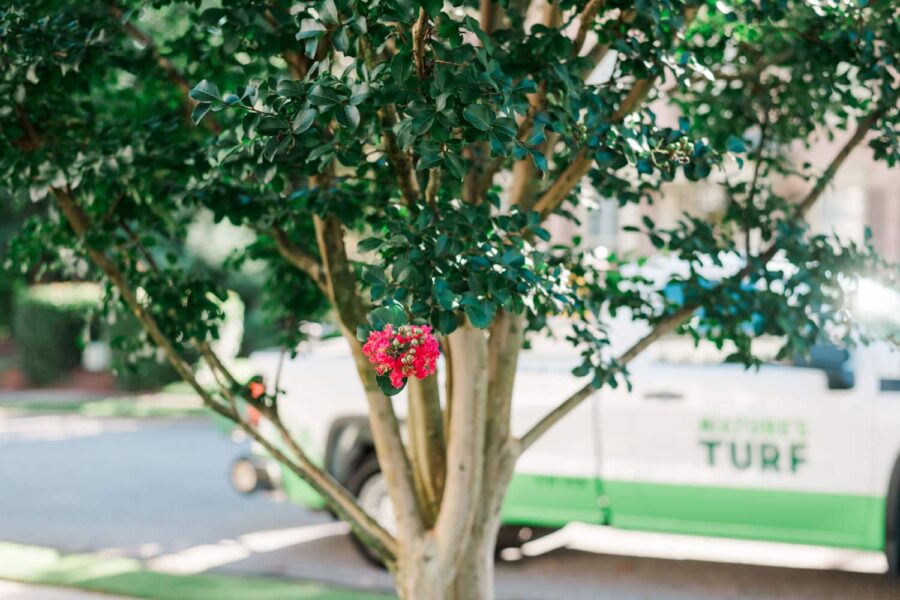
{"left": 346, "top": 454, "right": 389, "bottom": 568}
{"left": 345, "top": 454, "right": 561, "bottom": 566}
{"left": 886, "top": 454, "right": 900, "bottom": 580}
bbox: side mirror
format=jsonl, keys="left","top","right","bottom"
{"left": 794, "top": 344, "right": 855, "bottom": 390}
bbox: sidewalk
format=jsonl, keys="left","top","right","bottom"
{"left": 0, "top": 580, "right": 134, "bottom": 599}
{"left": 0, "top": 542, "right": 392, "bottom": 600}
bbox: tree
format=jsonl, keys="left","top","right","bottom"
{"left": 2, "top": 0, "right": 898, "bottom": 597}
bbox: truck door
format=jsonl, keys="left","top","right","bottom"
{"left": 599, "top": 338, "right": 879, "bottom": 549}
{"left": 504, "top": 351, "right": 605, "bottom": 528}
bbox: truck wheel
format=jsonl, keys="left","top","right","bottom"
{"left": 887, "top": 454, "right": 900, "bottom": 580}
{"left": 346, "top": 454, "right": 393, "bottom": 568}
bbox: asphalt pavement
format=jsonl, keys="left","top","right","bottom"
{"left": 0, "top": 410, "right": 897, "bottom": 600}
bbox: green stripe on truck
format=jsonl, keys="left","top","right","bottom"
{"left": 281, "top": 468, "right": 887, "bottom": 551}
{"left": 502, "top": 474, "right": 886, "bottom": 551}
{"left": 603, "top": 480, "right": 885, "bottom": 550}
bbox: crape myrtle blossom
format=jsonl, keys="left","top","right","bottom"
{"left": 362, "top": 324, "right": 440, "bottom": 389}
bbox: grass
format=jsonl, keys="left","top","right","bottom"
{"left": 0, "top": 541, "right": 393, "bottom": 600}
{"left": 7, "top": 394, "right": 208, "bottom": 419}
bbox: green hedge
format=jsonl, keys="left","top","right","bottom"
{"left": 12, "top": 284, "right": 101, "bottom": 385}
{"left": 107, "top": 312, "right": 184, "bottom": 391}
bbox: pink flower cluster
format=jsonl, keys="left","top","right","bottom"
{"left": 362, "top": 324, "right": 440, "bottom": 389}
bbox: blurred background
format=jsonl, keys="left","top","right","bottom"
{"left": 1, "top": 0, "right": 899, "bottom": 594}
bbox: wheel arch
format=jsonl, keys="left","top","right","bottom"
{"left": 885, "top": 450, "right": 900, "bottom": 576}
{"left": 324, "top": 416, "right": 376, "bottom": 486}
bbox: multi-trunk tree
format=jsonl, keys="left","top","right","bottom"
{"left": 2, "top": 0, "right": 898, "bottom": 598}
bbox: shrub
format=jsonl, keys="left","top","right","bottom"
{"left": 107, "top": 311, "right": 184, "bottom": 391}
{"left": 12, "top": 283, "right": 101, "bottom": 384}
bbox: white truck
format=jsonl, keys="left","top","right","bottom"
{"left": 234, "top": 272, "right": 900, "bottom": 573}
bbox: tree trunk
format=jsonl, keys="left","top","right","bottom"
{"left": 392, "top": 522, "right": 502, "bottom": 600}
{"left": 446, "top": 510, "right": 503, "bottom": 599}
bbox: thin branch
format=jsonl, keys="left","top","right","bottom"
{"left": 119, "top": 217, "right": 159, "bottom": 272}
{"left": 53, "top": 187, "right": 398, "bottom": 562}
{"left": 532, "top": 7, "right": 698, "bottom": 220}
{"left": 573, "top": 0, "right": 605, "bottom": 56}
{"left": 262, "top": 8, "right": 310, "bottom": 79}
{"left": 412, "top": 8, "right": 429, "bottom": 80}
{"left": 518, "top": 103, "right": 888, "bottom": 451}
{"left": 425, "top": 168, "right": 441, "bottom": 208}
{"left": 360, "top": 38, "right": 420, "bottom": 205}
{"left": 742, "top": 117, "right": 768, "bottom": 257}
{"left": 108, "top": 5, "right": 221, "bottom": 134}
{"left": 531, "top": 148, "right": 593, "bottom": 218}
{"left": 265, "top": 407, "right": 398, "bottom": 562}
{"left": 665, "top": 48, "right": 796, "bottom": 95}
{"left": 480, "top": 0, "right": 502, "bottom": 34}
{"left": 271, "top": 226, "right": 328, "bottom": 293}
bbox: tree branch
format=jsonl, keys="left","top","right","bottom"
{"left": 360, "top": 38, "right": 421, "bottom": 205}
{"left": 406, "top": 374, "right": 446, "bottom": 526}
{"left": 435, "top": 321, "right": 488, "bottom": 566}
{"left": 518, "top": 102, "right": 888, "bottom": 451}
{"left": 109, "top": 5, "right": 221, "bottom": 135}
{"left": 532, "top": 7, "right": 698, "bottom": 219}
{"left": 271, "top": 226, "right": 328, "bottom": 293}
{"left": 480, "top": 0, "right": 502, "bottom": 34}
{"left": 412, "top": 8, "right": 429, "bottom": 80}
{"left": 313, "top": 213, "right": 426, "bottom": 542}
{"left": 573, "top": 0, "right": 605, "bottom": 56}
{"left": 51, "top": 187, "right": 397, "bottom": 560}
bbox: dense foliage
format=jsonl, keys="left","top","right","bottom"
{"left": 12, "top": 284, "right": 100, "bottom": 384}
{"left": 3, "top": 1, "right": 897, "bottom": 388}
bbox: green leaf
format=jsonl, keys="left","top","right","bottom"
{"left": 349, "top": 83, "right": 370, "bottom": 106}
{"left": 435, "top": 234, "right": 450, "bottom": 256}
{"left": 464, "top": 301, "right": 494, "bottom": 328}
{"left": 369, "top": 305, "right": 407, "bottom": 329}
{"left": 416, "top": 152, "right": 443, "bottom": 170}
{"left": 376, "top": 373, "right": 405, "bottom": 396}
{"left": 191, "top": 103, "right": 211, "bottom": 125}
{"left": 308, "top": 85, "right": 343, "bottom": 107}
{"left": 369, "top": 307, "right": 394, "bottom": 329}
{"left": 296, "top": 29, "right": 323, "bottom": 41}
{"left": 337, "top": 105, "right": 361, "bottom": 130}
{"left": 411, "top": 112, "right": 436, "bottom": 136}
{"left": 443, "top": 152, "right": 466, "bottom": 179}
{"left": 502, "top": 249, "right": 525, "bottom": 268}
{"left": 317, "top": 0, "right": 339, "bottom": 25}
{"left": 392, "top": 54, "right": 412, "bottom": 85}
{"left": 305, "top": 36, "right": 319, "bottom": 59}
{"left": 419, "top": 0, "right": 443, "bottom": 16}
{"left": 436, "top": 310, "right": 458, "bottom": 335}
{"left": 434, "top": 279, "right": 456, "bottom": 309}
{"left": 726, "top": 135, "right": 747, "bottom": 153}
{"left": 292, "top": 108, "right": 318, "bottom": 133}
{"left": 529, "top": 149, "right": 548, "bottom": 172}
{"left": 258, "top": 117, "right": 289, "bottom": 135}
{"left": 189, "top": 80, "right": 220, "bottom": 103}
{"left": 572, "top": 363, "right": 592, "bottom": 377}
{"left": 357, "top": 237, "right": 383, "bottom": 252}
{"left": 463, "top": 104, "right": 494, "bottom": 131}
